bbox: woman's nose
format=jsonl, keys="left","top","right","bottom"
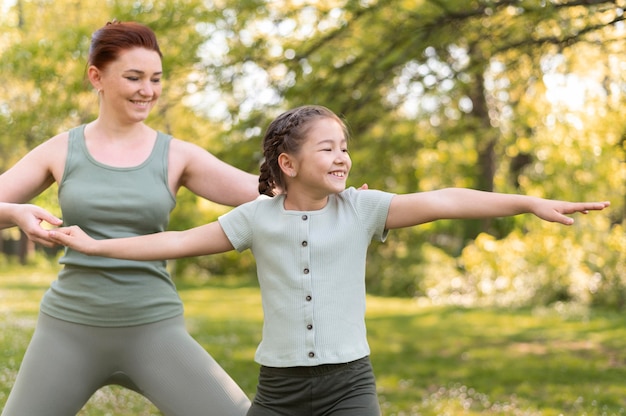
{"left": 139, "top": 81, "right": 154, "bottom": 96}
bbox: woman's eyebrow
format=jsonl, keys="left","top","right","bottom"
{"left": 123, "top": 69, "right": 163, "bottom": 76}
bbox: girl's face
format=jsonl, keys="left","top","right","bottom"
{"left": 287, "top": 117, "right": 351, "bottom": 198}
{"left": 91, "top": 47, "right": 162, "bottom": 124}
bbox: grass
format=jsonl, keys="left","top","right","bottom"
{"left": 2, "top": 262, "right": 626, "bottom": 415}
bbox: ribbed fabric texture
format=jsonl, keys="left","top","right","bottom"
{"left": 41, "top": 125, "right": 182, "bottom": 326}
{"left": 219, "top": 187, "right": 394, "bottom": 367}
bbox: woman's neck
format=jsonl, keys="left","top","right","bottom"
{"left": 87, "top": 118, "right": 151, "bottom": 141}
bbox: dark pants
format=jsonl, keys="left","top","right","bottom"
{"left": 247, "top": 356, "right": 381, "bottom": 416}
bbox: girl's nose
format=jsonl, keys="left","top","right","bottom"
{"left": 336, "top": 151, "right": 350, "bottom": 163}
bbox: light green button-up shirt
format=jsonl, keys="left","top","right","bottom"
{"left": 219, "top": 187, "right": 394, "bottom": 367}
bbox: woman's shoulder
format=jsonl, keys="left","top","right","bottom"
{"left": 18, "top": 130, "right": 71, "bottom": 183}
{"left": 166, "top": 136, "right": 211, "bottom": 160}
{"left": 32, "top": 130, "right": 70, "bottom": 154}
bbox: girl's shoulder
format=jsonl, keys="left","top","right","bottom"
{"left": 337, "top": 186, "right": 395, "bottom": 202}
{"left": 335, "top": 187, "right": 395, "bottom": 219}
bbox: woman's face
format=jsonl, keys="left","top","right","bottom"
{"left": 93, "top": 47, "right": 163, "bottom": 124}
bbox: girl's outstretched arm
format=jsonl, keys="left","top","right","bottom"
{"left": 48, "top": 222, "right": 234, "bottom": 261}
{"left": 385, "top": 188, "right": 610, "bottom": 230}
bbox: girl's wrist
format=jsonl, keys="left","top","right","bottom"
{"left": 524, "top": 196, "right": 543, "bottom": 216}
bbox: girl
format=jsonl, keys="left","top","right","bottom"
{"left": 0, "top": 21, "right": 257, "bottom": 415}
{"left": 49, "top": 105, "right": 610, "bottom": 416}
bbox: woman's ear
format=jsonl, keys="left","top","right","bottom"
{"left": 87, "top": 65, "right": 103, "bottom": 91}
{"left": 278, "top": 153, "right": 297, "bottom": 178}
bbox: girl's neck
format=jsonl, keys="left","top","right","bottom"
{"left": 283, "top": 193, "right": 329, "bottom": 211}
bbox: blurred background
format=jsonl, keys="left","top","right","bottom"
{"left": 0, "top": 0, "right": 624, "bottom": 309}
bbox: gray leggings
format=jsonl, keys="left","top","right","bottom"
{"left": 1, "top": 312, "right": 251, "bottom": 416}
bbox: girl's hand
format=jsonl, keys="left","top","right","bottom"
{"left": 48, "top": 226, "right": 98, "bottom": 255}
{"left": 532, "top": 200, "right": 610, "bottom": 225}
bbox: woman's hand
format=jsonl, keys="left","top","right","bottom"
{"left": 8, "top": 204, "right": 63, "bottom": 247}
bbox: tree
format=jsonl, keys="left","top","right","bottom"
{"left": 196, "top": 0, "right": 624, "bottom": 299}
{"left": 0, "top": 0, "right": 623, "bottom": 305}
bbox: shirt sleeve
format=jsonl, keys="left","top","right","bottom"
{"left": 344, "top": 187, "right": 395, "bottom": 242}
{"left": 218, "top": 200, "right": 256, "bottom": 252}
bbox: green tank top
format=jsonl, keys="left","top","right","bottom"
{"left": 41, "top": 125, "right": 182, "bottom": 326}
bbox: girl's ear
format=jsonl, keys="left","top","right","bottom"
{"left": 278, "top": 153, "right": 297, "bottom": 178}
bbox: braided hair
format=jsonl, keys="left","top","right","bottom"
{"left": 258, "top": 105, "right": 349, "bottom": 196}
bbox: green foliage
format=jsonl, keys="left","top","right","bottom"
{"left": 587, "top": 225, "right": 626, "bottom": 309}
{"left": 204, "top": 0, "right": 624, "bottom": 306}
{"left": 1, "top": 1, "right": 624, "bottom": 308}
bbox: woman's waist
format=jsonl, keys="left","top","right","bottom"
{"left": 40, "top": 274, "right": 183, "bottom": 327}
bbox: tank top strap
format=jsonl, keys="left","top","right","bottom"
{"left": 152, "top": 131, "right": 172, "bottom": 184}
{"left": 67, "top": 124, "right": 85, "bottom": 145}
{"left": 61, "top": 125, "right": 87, "bottom": 184}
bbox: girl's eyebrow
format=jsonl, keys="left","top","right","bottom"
{"left": 315, "top": 138, "right": 347, "bottom": 146}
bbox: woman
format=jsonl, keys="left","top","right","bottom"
{"left": 0, "top": 21, "right": 257, "bottom": 415}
